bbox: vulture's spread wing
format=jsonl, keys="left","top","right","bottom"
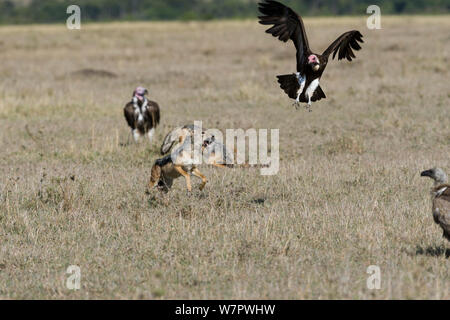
{"left": 322, "top": 30, "right": 364, "bottom": 62}
{"left": 258, "top": 0, "right": 310, "bottom": 74}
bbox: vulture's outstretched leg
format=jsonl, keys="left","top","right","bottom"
{"left": 304, "top": 78, "right": 319, "bottom": 112}
{"left": 305, "top": 96, "right": 312, "bottom": 112}
{"left": 293, "top": 93, "right": 301, "bottom": 110}
{"left": 293, "top": 72, "right": 306, "bottom": 110}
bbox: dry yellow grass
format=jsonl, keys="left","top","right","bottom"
{"left": 0, "top": 16, "right": 449, "bottom": 299}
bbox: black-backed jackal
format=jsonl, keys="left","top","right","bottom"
{"left": 149, "top": 135, "right": 207, "bottom": 193}
{"left": 149, "top": 125, "right": 234, "bottom": 192}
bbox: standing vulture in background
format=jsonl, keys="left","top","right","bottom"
{"left": 258, "top": 0, "right": 364, "bottom": 110}
{"left": 421, "top": 168, "right": 450, "bottom": 241}
{"left": 124, "top": 86, "right": 160, "bottom": 143}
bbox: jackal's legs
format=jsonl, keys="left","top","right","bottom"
{"left": 174, "top": 165, "right": 192, "bottom": 192}
{"left": 192, "top": 168, "right": 207, "bottom": 191}
{"left": 212, "top": 163, "right": 227, "bottom": 169}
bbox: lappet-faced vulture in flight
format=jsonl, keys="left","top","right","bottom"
{"left": 258, "top": 0, "right": 364, "bottom": 110}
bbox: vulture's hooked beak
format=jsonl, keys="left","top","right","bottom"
{"left": 421, "top": 170, "right": 433, "bottom": 178}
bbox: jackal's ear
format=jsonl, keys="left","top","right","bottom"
{"left": 149, "top": 164, "right": 162, "bottom": 188}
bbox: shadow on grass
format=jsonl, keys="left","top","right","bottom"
{"left": 415, "top": 245, "right": 450, "bottom": 259}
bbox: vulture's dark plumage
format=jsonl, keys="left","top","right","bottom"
{"left": 258, "top": 0, "right": 364, "bottom": 110}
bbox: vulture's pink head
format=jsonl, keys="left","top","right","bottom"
{"left": 134, "top": 86, "right": 148, "bottom": 101}
{"left": 308, "top": 55, "right": 320, "bottom": 71}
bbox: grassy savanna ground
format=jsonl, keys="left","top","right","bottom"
{"left": 0, "top": 16, "right": 449, "bottom": 299}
